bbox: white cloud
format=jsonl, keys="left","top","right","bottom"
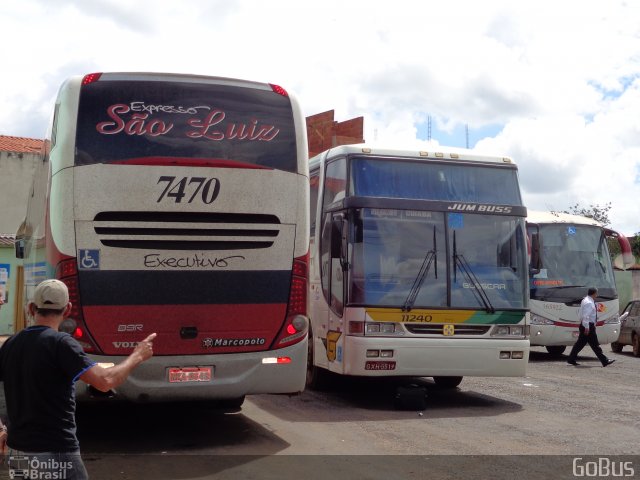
{"left": 1, "top": 0, "right": 640, "bottom": 233}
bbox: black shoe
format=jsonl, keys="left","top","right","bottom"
{"left": 567, "top": 360, "right": 579, "bottom": 366}
{"left": 603, "top": 359, "right": 616, "bottom": 367}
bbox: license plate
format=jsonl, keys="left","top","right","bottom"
{"left": 168, "top": 366, "right": 212, "bottom": 383}
{"left": 365, "top": 360, "right": 396, "bottom": 371}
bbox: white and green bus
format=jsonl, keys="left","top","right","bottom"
{"left": 307, "top": 145, "right": 529, "bottom": 389}
{"left": 16, "top": 72, "right": 310, "bottom": 405}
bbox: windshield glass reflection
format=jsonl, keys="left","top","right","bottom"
{"left": 349, "top": 209, "right": 528, "bottom": 309}
{"left": 531, "top": 224, "right": 616, "bottom": 301}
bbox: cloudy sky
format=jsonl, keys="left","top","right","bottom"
{"left": 2, "top": 0, "right": 640, "bottom": 234}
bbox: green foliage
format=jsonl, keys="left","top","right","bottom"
{"left": 562, "top": 202, "right": 612, "bottom": 227}
{"left": 632, "top": 233, "right": 640, "bottom": 259}
{"left": 608, "top": 238, "right": 621, "bottom": 257}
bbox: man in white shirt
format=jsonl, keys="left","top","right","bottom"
{"left": 567, "top": 287, "right": 615, "bottom": 367}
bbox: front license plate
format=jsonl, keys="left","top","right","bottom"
{"left": 168, "top": 366, "right": 212, "bottom": 383}
{"left": 365, "top": 361, "right": 396, "bottom": 371}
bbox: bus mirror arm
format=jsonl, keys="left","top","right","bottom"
{"left": 340, "top": 218, "right": 349, "bottom": 271}
{"left": 15, "top": 238, "right": 25, "bottom": 259}
{"left": 15, "top": 219, "right": 27, "bottom": 259}
{"left": 529, "top": 229, "right": 541, "bottom": 274}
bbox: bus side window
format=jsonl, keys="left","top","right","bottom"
{"left": 320, "top": 212, "right": 345, "bottom": 316}
{"left": 310, "top": 170, "right": 320, "bottom": 237}
{"left": 320, "top": 214, "right": 332, "bottom": 304}
{"left": 330, "top": 216, "right": 345, "bottom": 315}
{"left": 323, "top": 158, "right": 346, "bottom": 207}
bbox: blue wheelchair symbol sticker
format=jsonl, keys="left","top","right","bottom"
{"left": 567, "top": 226, "right": 577, "bottom": 236}
{"left": 79, "top": 249, "right": 100, "bottom": 270}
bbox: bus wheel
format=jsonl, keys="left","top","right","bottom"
{"left": 433, "top": 376, "right": 463, "bottom": 389}
{"left": 306, "top": 332, "right": 331, "bottom": 390}
{"left": 216, "top": 396, "right": 245, "bottom": 410}
{"left": 545, "top": 345, "right": 567, "bottom": 356}
{"left": 633, "top": 334, "right": 640, "bottom": 357}
{"left": 611, "top": 342, "right": 624, "bottom": 353}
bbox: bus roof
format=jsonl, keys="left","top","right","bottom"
{"left": 526, "top": 210, "right": 604, "bottom": 227}
{"left": 308, "top": 144, "right": 515, "bottom": 171}
{"left": 76, "top": 72, "right": 278, "bottom": 91}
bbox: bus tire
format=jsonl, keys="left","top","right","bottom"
{"left": 545, "top": 345, "right": 567, "bottom": 356}
{"left": 394, "top": 384, "right": 427, "bottom": 411}
{"left": 610, "top": 342, "right": 624, "bottom": 353}
{"left": 633, "top": 334, "right": 640, "bottom": 357}
{"left": 433, "top": 376, "right": 463, "bottom": 389}
{"left": 216, "top": 396, "right": 246, "bottom": 410}
{"left": 306, "top": 331, "right": 331, "bottom": 390}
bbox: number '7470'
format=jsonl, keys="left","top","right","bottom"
{"left": 156, "top": 176, "right": 221, "bottom": 204}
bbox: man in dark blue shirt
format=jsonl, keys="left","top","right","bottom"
{"left": 0, "top": 279, "right": 156, "bottom": 479}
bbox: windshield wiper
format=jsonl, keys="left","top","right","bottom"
{"left": 402, "top": 226, "right": 437, "bottom": 312}
{"left": 453, "top": 231, "right": 495, "bottom": 314}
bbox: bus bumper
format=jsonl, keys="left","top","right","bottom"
{"left": 338, "top": 336, "right": 529, "bottom": 377}
{"left": 530, "top": 323, "right": 620, "bottom": 347}
{"left": 76, "top": 338, "right": 307, "bottom": 402}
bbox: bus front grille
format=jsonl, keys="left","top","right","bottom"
{"left": 405, "top": 324, "right": 491, "bottom": 335}
{"left": 92, "top": 211, "right": 281, "bottom": 250}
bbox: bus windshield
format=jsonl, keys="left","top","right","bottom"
{"left": 351, "top": 157, "right": 522, "bottom": 204}
{"left": 531, "top": 224, "right": 617, "bottom": 301}
{"left": 76, "top": 77, "right": 297, "bottom": 171}
{"left": 349, "top": 208, "right": 528, "bottom": 309}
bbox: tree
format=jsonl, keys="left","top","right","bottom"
{"left": 552, "top": 202, "right": 618, "bottom": 261}
{"left": 631, "top": 233, "right": 640, "bottom": 259}
{"left": 561, "top": 202, "right": 612, "bottom": 227}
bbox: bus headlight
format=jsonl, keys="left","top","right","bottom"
{"left": 491, "top": 325, "right": 526, "bottom": 338}
{"left": 494, "top": 326, "right": 510, "bottom": 336}
{"left": 365, "top": 322, "right": 401, "bottom": 335}
{"left": 530, "top": 314, "right": 554, "bottom": 325}
{"left": 604, "top": 314, "right": 620, "bottom": 325}
{"left": 509, "top": 326, "right": 525, "bottom": 336}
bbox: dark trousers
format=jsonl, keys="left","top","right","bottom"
{"left": 568, "top": 324, "right": 608, "bottom": 366}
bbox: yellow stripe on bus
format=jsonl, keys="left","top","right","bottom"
{"left": 365, "top": 308, "right": 476, "bottom": 324}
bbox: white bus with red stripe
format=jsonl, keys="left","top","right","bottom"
{"left": 527, "top": 211, "right": 633, "bottom": 355}
{"left": 15, "top": 72, "right": 309, "bottom": 405}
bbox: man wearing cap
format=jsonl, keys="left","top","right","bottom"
{"left": 0, "top": 279, "right": 156, "bottom": 479}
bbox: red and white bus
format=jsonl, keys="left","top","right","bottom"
{"left": 527, "top": 210, "right": 633, "bottom": 355}
{"left": 16, "top": 72, "right": 309, "bottom": 405}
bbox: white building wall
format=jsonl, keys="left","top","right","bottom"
{"left": 0, "top": 150, "right": 39, "bottom": 234}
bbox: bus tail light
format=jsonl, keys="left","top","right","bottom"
{"left": 82, "top": 73, "right": 102, "bottom": 85}
{"left": 269, "top": 84, "right": 288, "bottom": 97}
{"left": 262, "top": 357, "right": 292, "bottom": 364}
{"left": 272, "top": 254, "right": 309, "bottom": 349}
{"left": 55, "top": 258, "right": 100, "bottom": 353}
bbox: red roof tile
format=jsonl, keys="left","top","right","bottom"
{"left": 0, "top": 135, "right": 43, "bottom": 154}
{"left": 0, "top": 234, "right": 15, "bottom": 247}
